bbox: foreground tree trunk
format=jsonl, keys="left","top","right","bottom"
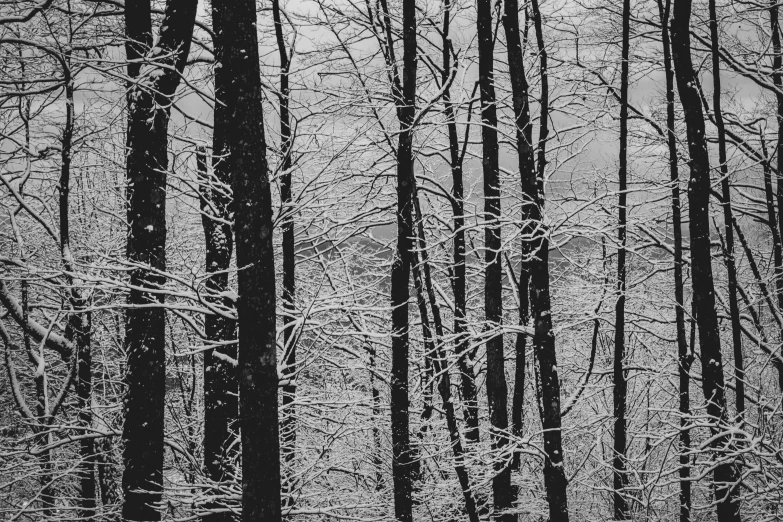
{"left": 501, "top": 0, "right": 532, "bottom": 472}
{"left": 388, "top": 0, "right": 417, "bottom": 518}
{"left": 613, "top": 0, "right": 631, "bottom": 516}
{"left": 476, "top": 0, "right": 513, "bottom": 519}
{"left": 529, "top": 0, "right": 570, "bottom": 518}
{"left": 122, "top": 0, "right": 197, "bottom": 519}
{"left": 670, "top": 1, "right": 742, "bottom": 520}
{"left": 657, "top": 0, "right": 693, "bottom": 519}
{"left": 197, "top": 144, "right": 236, "bottom": 522}
{"left": 213, "top": 0, "right": 281, "bottom": 520}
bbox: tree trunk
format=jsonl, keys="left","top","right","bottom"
{"left": 501, "top": 0, "right": 533, "bottom": 473}
{"left": 670, "top": 1, "right": 742, "bottom": 520}
{"left": 708, "top": 0, "right": 744, "bottom": 420}
{"left": 477, "top": 1, "right": 513, "bottom": 519}
{"left": 613, "top": 0, "right": 631, "bottom": 516}
{"left": 59, "top": 55, "right": 96, "bottom": 519}
{"left": 197, "top": 143, "right": 236, "bottom": 522}
{"left": 272, "top": 0, "right": 297, "bottom": 504}
{"left": 122, "top": 0, "right": 197, "bottom": 519}
{"left": 529, "top": 0, "right": 570, "bottom": 518}
{"left": 441, "top": 0, "right": 480, "bottom": 444}
{"left": 769, "top": 0, "right": 783, "bottom": 400}
{"left": 657, "top": 0, "right": 693, "bottom": 519}
{"left": 213, "top": 0, "right": 281, "bottom": 519}
{"left": 773, "top": 0, "right": 783, "bottom": 277}
{"left": 75, "top": 312, "right": 95, "bottom": 519}
{"left": 388, "top": 0, "right": 417, "bottom": 518}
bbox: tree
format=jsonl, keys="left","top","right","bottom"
{"left": 656, "top": 0, "right": 693, "bottom": 519}
{"left": 122, "top": 0, "right": 198, "bottom": 518}
{"left": 476, "top": 0, "right": 514, "bottom": 519}
{"left": 213, "top": 0, "right": 281, "bottom": 519}
{"left": 387, "top": 0, "right": 417, "bottom": 518}
{"left": 613, "top": 0, "right": 631, "bottom": 516}
{"left": 670, "top": 0, "right": 742, "bottom": 519}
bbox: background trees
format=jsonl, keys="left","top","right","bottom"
{"left": 3, "top": 0, "right": 783, "bottom": 520}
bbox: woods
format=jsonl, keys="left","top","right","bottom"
{"left": 4, "top": 0, "right": 783, "bottom": 520}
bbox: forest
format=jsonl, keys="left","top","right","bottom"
{"left": 1, "top": 0, "right": 783, "bottom": 520}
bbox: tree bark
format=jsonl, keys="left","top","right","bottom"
{"left": 388, "top": 0, "right": 417, "bottom": 518}
{"left": 59, "top": 53, "right": 97, "bottom": 518}
{"left": 670, "top": 1, "right": 742, "bottom": 519}
{"left": 122, "top": 0, "right": 197, "bottom": 519}
{"left": 773, "top": 0, "right": 783, "bottom": 272}
{"left": 213, "top": 0, "right": 281, "bottom": 519}
{"left": 441, "top": 0, "right": 480, "bottom": 443}
{"left": 769, "top": 0, "right": 783, "bottom": 401}
{"left": 657, "top": 0, "right": 693, "bottom": 519}
{"left": 613, "top": 0, "right": 631, "bottom": 516}
{"left": 477, "top": 1, "right": 513, "bottom": 519}
{"left": 272, "top": 0, "right": 297, "bottom": 503}
{"left": 708, "top": 0, "right": 744, "bottom": 420}
{"left": 501, "top": 0, "right": 533, "bottom": 473}
{"left": 528, "top": 0, "right": 570, "bottom": 518}
{"left": 197, "top": 143, "right": 236, "bottom": 522}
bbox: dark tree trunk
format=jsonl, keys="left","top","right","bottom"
{"left": 272, "top": 0, "right": 297, "bottom": 503}
{"left": 213, "top": 0, "right": 281, "bottom": 520}
{"left": 761, "top": 138, "right": 783, "bottom": 327}
{"left": 770, "top": 0, "right": 783, "bottom": 394}
{"left": 773, "top": 0, "right": 783, "bottom": 269}
{"left": 670, "top": 1, "right": 742, "bottom": 520}
{"left": 501, "top": 0, "right": 533, "bottom": 473}
{"left": 528, "top": 0, "right": 570, "bottom": 518}
{"left": 657, "top": 0, "right": 693, "bottom": 519}
{"left": 613, "top": 0, "right": 631, "bottom": 516}
{"left": 476, "top": 1, "right": 513, "bottom": 519}
{"left": 197, "top": 143, "right": 236, "bottom": 522}
{"left": 122, "top": 1, "right": 197, "bottom": 519}
{"left": 59, "top": 56, "right": 96, "bottom": 519}
{"left": 708, "top": 0, "right": 744, "bottom": 420}
{"left": 388, "top": 0, "right": 417, "bottom": 518}
{"left": 411, "top": 218, "right": 436, "bottom": 484}
{"left": 75, "top": 312, "right": 95, "bottom": 519}
{"left": 441, "top": 0, "right": 479, "bottom": 443}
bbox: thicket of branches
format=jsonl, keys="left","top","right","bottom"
{"left": 2, "top": 0, "right": 783, "bottom": 520}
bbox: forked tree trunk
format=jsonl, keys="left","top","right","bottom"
{"left": 122, "top": 1, "right": 197, "bottom": 519}
{"left": 656, "top": 0, "right": 693, "bottom": 519}
{"left": 670, "top": 1, "right": 742, "bottom": 520}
